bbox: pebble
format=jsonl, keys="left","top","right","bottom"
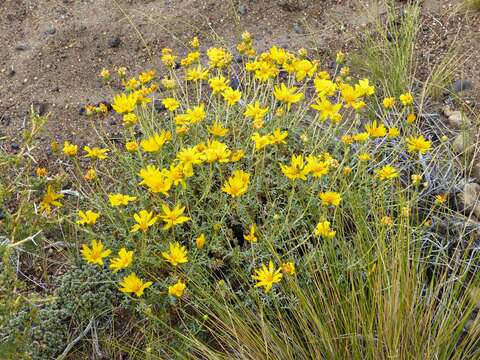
{"left": 452, "top": 79, "right": 474, "bottom": 93}
{"left": 45, "top": 27, "right": 57, "bottom": 35}
{"left": 33, "top": 102, "right": 48, "bottom": 116}
{"left": 460, "top": 183, "right": 480, "bottom": 219}
{"left": 293, "top": 23, "right": 304, "bottom": 34}
{"left": 15, "top": 44, "right": 30, "bottom": 51}
{"left": 108, "top": 36, "right": 121, "bottom": 48}
{"left": 238, "top": 4, "right": 247, "bottom": 15}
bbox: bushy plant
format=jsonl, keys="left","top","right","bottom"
{"left": 27, "top": 32, "right": 480, "bottom": 358}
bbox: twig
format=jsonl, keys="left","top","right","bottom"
{"left": 57, "top": 317, "right": 94, "bottom": 360}
{"left": 7, "top": 230, "right": 42, "bottom": 248}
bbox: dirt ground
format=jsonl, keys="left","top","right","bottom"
{"left": 0, "top": 0, "right": 478, "bottom": 162}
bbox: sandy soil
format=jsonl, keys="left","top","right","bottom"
{"left": 0, "top": 0, "right": 478, "bottom": 161}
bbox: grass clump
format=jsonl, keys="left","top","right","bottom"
{"left": 3, "top": 31, "right": 480, "bottom": 358}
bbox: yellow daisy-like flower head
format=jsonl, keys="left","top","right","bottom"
{"left": 168, "top": 279, "right": 187, "bottom": 298}
{"left": 243, "top": 224, "right": 257, "bottom": 243}
{"left": 39, "top": 185, "right": 64, "bottom": 214}
{"left": 83, "top": 146, "right": 109, "bottom": 160}
{"left": 209, "top": 76, "right": 230, "bottom": 94}
{"left": 319, "top": 191, "right": 342, "bottom": 207}
{"left": 376, "top": 165, "right": 399, "bottom": 180}
{"left": 63, "top": 141, "right": 78, "bottom": 156}
{"left": 158, "top": 203, "right": 191, "bottom": 230}
{"left": 273, "top": 83, "right": 304, "bottom": 110}
{"left": 281, "top": 262, "right": 296, "bottom": 275}
{"left": 130, "top": 210, "right": 157, "bottom": 233}
{"left": 365, "top": 120, "right": 387, "bottom": 138}
{"left": 81, "top": 239, "right": 111, "bottom": 266}
{"left": 162, "top": 98, "right": 181, "bottom": 112}
{"left": 140, "top": 130, "right": 172, "bottom": 153}
{"left": 208, "top": 122, "right": 229, "bottom": 137}
{"left": 109, "top": 193, "right": 137, "bottom": 207}
{"left": 383, "top": 97, "right": 395, "bottom": 109}
{"left": 119, "top": 273, "right": 152, "bottom": 297}
{"left": 162, "top": 242, "right": 188, "bottom": 266}
{"left": 280, "top": 154, "right": 308, "bottom": 181}
{"left": 76, "top": 210, "right": 101, "bottom": 225}
{"left": 314, "top": 220, "right": 336, "bottom": 239}
{"left": 196, "top": 233, "right": 206, "bottom": 249}
{"left": 109, "top": 248, "right": 134, "bottom": 273}
{"left": 400, "top": 92, "right": 414, "bottom": 106}
{"left": 406, "top": 135, "right": 431, "bottom": 154}
{"left": 252, "top": 261, "right": 283, "bottom": 293}
{"left": 112, "top": 93, "right": 138, "bottom": 114}
{"left": 222, "top": 87, "right": 242, "bottom": 106}
{"left": 221, "top": 170, "right": 250, "bottom": 197}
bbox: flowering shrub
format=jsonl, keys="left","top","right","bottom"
{"left": 28, "top": 33, "right": 480, "bottom": 357}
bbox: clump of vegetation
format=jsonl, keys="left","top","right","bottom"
{"left": 2, "top": 25, "right": 480, "bottom": 358}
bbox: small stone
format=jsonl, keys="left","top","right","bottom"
{"left": 447, "top": 110, "right": 471, "bottom": 129}
{"left": 453, "top": 132, "right": 475, "bottom": 155}
{"left": 107, "top": 36, "right": 121, "bottom": 48}
{"left": 293, "top": 23, "right": 303, "bottom": 34}
{"left": 33, "top": 101, "right": 48, "bottom": 116}
{"left": 238, "top": 4, "right": 247, "bottom": 15}
{"left": 45, "top": 27, "right": 57, "bottom": 35}
{"left": 8, "top": 68, "right": 15, "bottom": 77}
{"left": 15, "top": 44, "right": 30, "bottom": 51}
{"left": 460, "top": 183, "right": 480, "bottom": 219}
{"left": 277, "top": 0, "right": 307, "bottom": 11}
{"left": 11, "top": 143, "right": 20, "bottom": 151}
{"left": 452, "top": 79, "right": 474, "bottom": 93}
{"left": 230, "top": 76, "right": 240, "bottom": 90}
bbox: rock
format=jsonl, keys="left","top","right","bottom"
{"left": 448, "top": 111, "right": 471, "bottom": 129}
{"left": 277, "top": 0, "right": 308, "bottom": 11}
{"left": 33, "top": 101, "right": 48, "bottom": 116}
{"left": 460, "top": 183, "right": 480, "bottom": 219}
{"left": 453, "top": 132, "right": 475, "bottom": 155}
{"left": 452, "top": 79, "right": 474, "bottom": 93}
{"left": 238, "top": 3, "right": 247, "bottom": 15}
{"left": 230, "top": 76, "right": 240, "bottom": 90}
{"left": 11, "top": 143, "right": 20, "bottom": 151}
{"left": 107, "top": 36, "right": 121, "bottom": 48}
{"left": 293, "top": 23, "right": 304, "bottom": 34}
{"left": 442, "top": 105, "right": 453, "bottom": 117}
{"left": 8, "top": 68, "right": 15, "bottom": 77}
{"left": 45, "top": 27, "right": 57, "bottom": 35}
{"left": 15, "top": 44, "right": 30, "bottom": 51}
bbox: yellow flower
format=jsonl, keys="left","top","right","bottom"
{"left": 161, "top": 48, "right": 177, "bottom": 68}
{"left": 168, "top": 279, "right": 186, "bottom": 298}
{"left": 274, "top": 83, "right": 304, "bottom": 110}
{"left": 222, "top": 170, "right": 250, "bottom": 197}
{"left": 294, "top": 59, "right": 317, "bottom": 81}
{"left": 109, "top": 193, "right": 137, "bottom": 206}
{"left": 222, "top": 87, "right": 242, "bottom": 106}
{"left": 84, "top": 168, "right": 97, "bottom": 181}
{"left": 354, "top": 78, "right": 375, "bottom": 97}
{"left": 139, "top": 70, "right": 155, "bottom": 84}
{"left": 76, "top": 210, "right": 101, "bottom": 225}
{"left": 244, "top": 101, "right": 268, "bottom": 122}
{"left": 36, "top": 167, "right": 47, "bottom": 177}
{"left": 381, "top": 216, "right": 393, "bottom": 226}
{"left": 39, "top": 185, "right": 64, "bottom": 214}
{"left": 162, "top": 98, "right": 180, "bottom": 112}
{"left": 126, "top": 141, "right": 138, "bottom": 152}
{"left": 81, "top": 239, "right": 111, "bottom": 266}
{"left": 243, "top": 224, "right": 257, "bottom": 243}
{"left": 383, "top": 97, "right": 395, "bottom": 109}
{"left": 336, "top": 51, "right": 346, "bottom": 63}
{"left": 181, "top": 51, "right": 200, "bottom": 66}
{"left": 252, "top": 261, "right": 283, "bottom": 293}
{"left": 353, "top": 132, "right": 370, "bottom": 142}
{"left": 186, "top": 64, "right": 209, "bottom": 81}
{"left": 339, "top": 84, "right": 360, "bottom": 107}
{"left": 400, "top": 92, "right": 414, "bottom": 106}
{"left": 119, "top": 273, "right": 152, "bottom": 297}
{"left": 207, "top": 47, "right": 233, "bottom": 68}
{"left": 365, "top": 120, "right": 387, "bottom": 138}
{"left": 303, "top": 155, "right": 328, "bottom": 178}
{"left": 185, "top": 104, "right": 206, "bottom": 124}
{"left": 311, "top": 97, "right": 342, "bottom": 123}
{"left": 319, "top": 191, "right": 342, "bottom": 207}
{"left": 190, "top": 36, "right": 200, "bottom": 48}
{"left": 313, "top": 77, "right": 336, "bottom": 97}
{"left": 376, "top": 165, "right": 399, "bottom": 180}
{"left": 280, "top": 154, "right": 308, "bottom": 181}
{"left": 130, "top": 210, "right": 157, "bottom": 233}
{"left": 251, "top": 132, "right": 272, "bottom": 150}
{"left": 109, "top": 248, "right": 134, "bottom": 273}
{"left": 270, "top": 128, "right": 288, "bottom": 145}
{"left": 122, "top": 113, "right": 138, "bottom": 126}
{"left": 158, "top": 203, "right": 191, "bottom": 230}
{"left": 281, "top": 262, "right": 296, "bottom": 275}
{"left": 358, "top": 153, "right": 371, "bottom": 162}
{"left": 209, "top": 76, "right": 230, "bottom": 94}
{"left": 411, "top": 174, "right": 422, "bottom": 185}
{"left": 117, "top": 66, "right": 127, "bottom": 78}
{"left": 343, "top": 166, "right": 352, "bottom": 175}
{"left": 406, "top": 113, "right": 416, "bottom": 124}
{"left": 140, "top": 130, "right": 172, "bottom": 152}
{"left": 208, "top": 122, "right": 229, "bottom": 137}
{"left": 83, "top": 146, "right": 109, "bottom": 160}
{"left": 388, "top": 127, "right": 400, "bottom": 138}
{"left": 162, "top": 242, "right": 188, "bottom": 266}
{"left": 230, "top": 149, "right": 245, "bottom": 162}
{"left": 406, "top": 135, "right": 431, "bottom": 154}
{"left": 100, "top": 68, "right": 110, "bottom": 81}
{"left": 63, "top": 141, "right": 78, "bottom": 156}
{"left": 176, "top": 146, "right": 204, "bottom": 169}
{"left": 196, "top": 233, "right": 206, "bottom": 249}
{"left": 435, "top": 194, "right": 447, "bottom": 204}
{"left": 314, "top": 220, "right": 336, "bottom": 239}
{"left": 161, "top": 77, "right": 176, "bottom": 89}
{"left": 202, "top": 140, "right": 232, "bottom": 163}
{"left": 138, "top": 165, "right": 173, "bottom": 195}
{"left": 112, "top": 93, "right": 138, "bottom": 114}
{"left": 341, "top": 135, "right": 353, "bottom": 145}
